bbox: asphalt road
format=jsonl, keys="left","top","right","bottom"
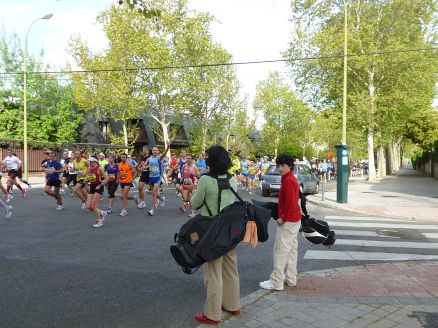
{"left": 0, "top": 186, "right": 434, "bottom": 328}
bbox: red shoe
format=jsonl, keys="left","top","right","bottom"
{"left": 222, "top": 306, "right": 241, "bottom": 315}
{"left": 194, "top": 313, "right": 220, "bottom": 325}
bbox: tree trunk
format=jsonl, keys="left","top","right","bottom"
{"left": 367, "top": 65, "right": 377, "bottom": 181}
{"left": 161, "top": 120, "right": 171, "bottom": 157}
{"left": 367, "top": 126, "right": 376, "bottom": 181}
{"left": 377, "top": 145, "right": 386, "bottom": 178}
{"left": 122, "top": 119, "right": 129, "bottom": 153}
{"left": 388, "top": 142, "right": 395, "bottom": 174}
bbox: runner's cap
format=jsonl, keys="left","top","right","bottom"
{"left": 88, "top": 157, "right": 98, "bottom": 162}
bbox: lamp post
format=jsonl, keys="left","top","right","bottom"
{"left": 23, "top": 13, "right": 53, "bottom": 181}
{"left": 335, "top": 1, "right": 349, "bottom": 203}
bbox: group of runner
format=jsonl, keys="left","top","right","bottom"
{"left": 2, "top": 147, "right": 276, "bottom": 227}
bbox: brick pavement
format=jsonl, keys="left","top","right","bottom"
{"left": 197, "top": 262, "right": 438, "bottom": 328}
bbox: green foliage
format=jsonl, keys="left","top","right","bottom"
{"left": 0, "top": 32, "right": 82, "bottom": 143}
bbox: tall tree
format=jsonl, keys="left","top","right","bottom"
{"left": 285, "top": 0, "right": 437, "bottom": 180}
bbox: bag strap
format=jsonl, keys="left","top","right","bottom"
{"left": 204, "top": 172, "right": 244, "bottom": 214}
{"left": 299, "top": 190, "right": 308, "bottom": 216}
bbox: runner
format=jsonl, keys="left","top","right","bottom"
{"left": 117, "top": 153, "right": 138, "bottom": 216}
{"left": 0, "top": 158, "right": 10, "bottom": 202}
{"left": 258, "top": 156, "right": 271, "bottom": 189}
{"left": 86, "top": 157, "right": 109, "bottom": 228}
{"left": 44, "top": 151, "right": 64, "bottom": 210}
{"left": 240, "top": 156, "right": 249, "bottom": 191}
{"left": 168, "top": 152, "right": 179, "bottom": 187}
{"left": 196, "top": 153, "right": 207, "bottom": 176}
{"left": 104, "top": 155, "right": 119, "bottom": 214}
{"left": 97, "top": 153, "right": 108, "bottom": 169}
{"left": 4, "top": 149, "right": 26, "bottom": 199}
{"left": 247, "top": 160, "right": 258, "bottom": 195}
{"left": 72, "top": 150, "right": 89, "bottom": 209}
{"left": 144, "top": 143, "right": 169, "bottom": 216}
{"left": 175, "top": 149, "right": 187, "bottom": 197}
{"left": 60, "top": 150, "right": 71, "bottom": 195}
{"left": 179, "top": 153, "right": 200, "bottom": 216}
{"left": 136, "top": 146, "right": 150, "bottom": 209}
{"left": 12, "top": 153, "right": 31, "bottom": 190}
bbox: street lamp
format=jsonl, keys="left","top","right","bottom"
{"left": 23, "top": 13, "right": 53, "bottom": 180}
{"left": 335, "top": 1, "right": 349, "bottom": 203}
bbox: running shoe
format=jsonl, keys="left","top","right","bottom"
{"left": 134, "top": 195, "right": 139, "bottom": 205}
{"left": 8, "top": 189, "right": 13, "bottom": 194}
{"left": 56, "top": 205, "right": 64, "bottom": 211}
{"left": 60, "top": 189, "right": 65, "bottom": 195}
{"left": 27, "top": 184, "right": 32, "bottom": 190}
{"left": 92, "top": 218, "right": 104, "bottom": 228}
{"left": 5, "top": 205, "right": 12, "bottom": 218}
{"left": 180, "top": 204, "right": 186, "bottom": 213}
{"left": 81, "top": 202, "right": 87, "bottom": 210}
{"left": 248, "top": 191, "right": 253, "bottom": 195}
{"left": 106, "top": 208, "right": 113, "bottom": 214}
{"left": 119, "top": 209, "right": 128, "bottom": 217}
{"left": 70, "top": 191, "right": 75, "bottom": 197}
{"left": 176, "top": 192, "right": 181, "bottom": 198}
{"left": 137, "top": 202, "right": 146, "bottom": 209}
{"left": 146, "top": 189, "right": 152, "bottom": 194}
{"left": 148, "top": 209, "right": 154, "bottom": 216}
{"left": 160, "top": 196, "right": 165, "bottom": 208}
{"left": 5, "top": 195, "right": 13, "bottom": 203}
{"left": 22, "top": 189, "right": 27, "bottom": 198}
{"left": 99, "top": 210, "right": 107, "bottom": 222}
{"left": 188, "top": 210, "right": 196, "bottom": 218}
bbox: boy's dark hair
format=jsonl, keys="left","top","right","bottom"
{"left": 276, "top": 153, "right": 295, "bottom": 169}
{"left": 205, "top": 145, "right": 232, "bottom": 175}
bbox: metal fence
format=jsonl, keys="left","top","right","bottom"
{"left": 0, "top": 148, "right": 59, "bottom": 173}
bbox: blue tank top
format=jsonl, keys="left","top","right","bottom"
{"left": 149, "top": 156, "right": 161, "bottom": 178}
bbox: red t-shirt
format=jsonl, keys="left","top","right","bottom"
{"left": 278, "top": 171, "right": 301, "bottom": 222}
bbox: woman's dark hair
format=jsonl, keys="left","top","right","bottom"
{"left": 205, "top": 145, "right": 232, "bottom": 175}
{"left": 276, "top": 153, "right": 295, "bottom": 169}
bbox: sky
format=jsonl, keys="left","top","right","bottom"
{"left": 0, "top": 0, "right": 293, "bottom": 111}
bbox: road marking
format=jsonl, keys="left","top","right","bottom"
{"left": 328, "top": 221, "right": 438, "bottom": 230}
{"left": 422, "top": 233, "right": 438, "bottom": 239}
{"left": 325, "top": 216, "right": 402, "bottom": 222}
{"left": 335, "top": 239, "right": 438, "bottom": 249}
{"left": 334, "top": 230, "right": 399, "bottom": 238}
{"left": 304, "top": 250, "right": 438, "bottom": 261}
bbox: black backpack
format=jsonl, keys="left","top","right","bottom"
{"left": 170, "top": 173, "right": 271, "bottom": 274}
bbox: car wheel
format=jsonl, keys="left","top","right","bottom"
{"left": 262, "top": 190, "right": 270, "bottom": 197}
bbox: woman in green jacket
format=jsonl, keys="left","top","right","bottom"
{"left": 190, "top": 145, "right": 240, "bottom": 325}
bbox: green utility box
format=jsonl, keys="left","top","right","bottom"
{"left": 335, "top": 144, "right": 349, "bottom": 203}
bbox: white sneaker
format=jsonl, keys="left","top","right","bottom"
{"left": 259, "top": 280, "right": 283, "bottom": 291}
{"left": 146, "top": 189, "right": 152, "bottom": 194}
{"left": 5, "top": 206, "right": 12, "bottom": 218}
{"left": 81, "top": 202, "right": 86, "bottom": 210}
{"left": 5, "top": 195, "right": 13, "bottom": 203}
{"left": 119, "top": 209, "right": 128, "bottom": 217}
{"left": 148, "top": 209, "right": 154, "bottom": 216}
{"left": 137, "top": 201, "right": 146, "bottom": 209}
{"left": 134, "top": 195, "right": 139, "bottom": 205}
{"left": 284, "top": 280, "right": 297, "bottom": 287}
{"left": 60, "top": 189, "right": 65, "bottom": 195}
{"left": 92, "top": 218, "right": 104, "bottom": 228}
{"left": 56, "top": 205, "right": 64, "bottom": 211}
{"left": 188, "top": 210, "right": 196, "bottom": 218}
{"left": 160, "top": 196, "right": 165, "bottom": 208}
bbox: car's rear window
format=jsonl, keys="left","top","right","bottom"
{"left": 267, "top": 165, "right": 279, "bottom": 175}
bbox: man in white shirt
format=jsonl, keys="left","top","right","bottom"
{"left": 4, "top": 149, "right": 26, "bottom": 199}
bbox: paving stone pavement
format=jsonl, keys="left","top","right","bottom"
{"left": 197, "top": 261, "right": 438, "bottom": 328}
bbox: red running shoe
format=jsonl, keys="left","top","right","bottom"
{"left": 222, "top": 306, "right": 241, "bottom": 315}
{"left": 194, "top": 313, "right": 220, "bottom": 325}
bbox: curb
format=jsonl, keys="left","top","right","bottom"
{"left": 305, "top": 196, "right": 437, "bottom": 223}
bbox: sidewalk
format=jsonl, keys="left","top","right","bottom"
{"left": 199, "top": 261, "right": 438, "bottom": 328}
{"left": 307, "top": 166, "right": 438, "bottom": 222}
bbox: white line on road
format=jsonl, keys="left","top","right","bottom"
{"left": 304, "top": 250, "right": 438, "bottom": 261}
{"left": 325, "top": 216, "right": 402, "bottom": 222}
{"left": 422, "top": 233, "right": 438, "bottom": 239}
{"left": 334, "top": 230, "right": 399, "bottom": 238}
{"left": 328, "top": 221, "right": 438, "bottom": 230}
{"left": 335, "top": 239, "right": 438, "bottom": 249}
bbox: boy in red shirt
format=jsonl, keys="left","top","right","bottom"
{"left": 260, "top": 153, "right": 302, "bottom": 290}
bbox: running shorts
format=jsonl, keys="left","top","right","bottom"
{"left": 148, "top": 176, "right": 161, "bottom": 186}
{"left": 62, "top": 172, "right": 69, "bottom": 179}
{"left": 8, "top": 170, "right": 18, "bottom": 179}
{"left": 89, "top": 184, "right": 104, "bottom": 195}
{"left": 107, "top": 180, "right": 118, "bottom": 198}
{"left": 120, "top": 182, "right": 133, "bottom": 189}
{"left": 248, "top": 174, "right": 255, "bottom": 180}
{"left": 46, "top": 179, "right": 61, "bottom": 188}
{"left": 16, "top": 168, "right": 23, "bottom": 179}
{"left": 139, "top": 171, "right": 149, "bottom": 183}
{"left": 66, "top": 174, "right": 77, "bottom": 186}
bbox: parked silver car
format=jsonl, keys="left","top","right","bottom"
{"left": 261, "top": 164, "right": 319, "bottom": 197}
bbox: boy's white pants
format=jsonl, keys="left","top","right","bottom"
{"left": 270, "top": 221, "right": 301, "bottom": 288}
